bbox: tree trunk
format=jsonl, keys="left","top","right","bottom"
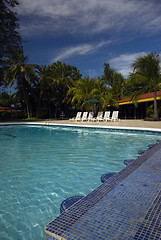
{"left": 36, "top": 91, "right": 43, "bottom": 119}
{"left": 28, "top": 100, "right": 32, "bottom": 118}
{"left": 134, "top": 107, "right": 137, "bottom": 119}
{"left": 23, "top": 92, "right": 32, "bottom": 118}
{"left": 20, "top": 77, "right": 32, "bottom": 118}
{"left": 54, "top": 103, "right": 58, "bottom": 119}
{"left": 48, "top": 101, "right": 52, "bottom": 119}
{"left": 26, "top": 100, "right": 32, "bottom": 118}
{"left": 153, "top": 90, "right": 158, "bottom": 120}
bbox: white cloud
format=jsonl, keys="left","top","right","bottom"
{"left": 110, "top": 52, "right": 147, "bottom": 77}
{"left": 17, "top": 0, "right": 161, "bottom": 36}
{"left": 52, "top": 40, "right": 111, "bottom": 62}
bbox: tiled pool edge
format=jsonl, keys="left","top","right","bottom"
{"left": 1, "top": 121, "right": 161, "bottom": 134}
{"left": 133, "top": 189, "right": 161, "bottom": 239}
{"left": 43, "top": 141, "right": 161, "bottom": 240}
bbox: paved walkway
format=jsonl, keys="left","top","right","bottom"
{"left": 1, "top": 119, "right": 161, "bottom": 130}
{"left": 44, "top": 119, "right": 161, "bottom": 130}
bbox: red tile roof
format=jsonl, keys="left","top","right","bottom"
{"left": 0, "top": 107, "right": 11, "bottom": 111}
{"left": 0, "top": 107, "right": 18, "bottom": 111}
{"left": 118, "top": 91, "right": 161, "bottom": 103}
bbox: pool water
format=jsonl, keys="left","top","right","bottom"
{"left": 0, "top": 125, "right": 160, "bottom": 240}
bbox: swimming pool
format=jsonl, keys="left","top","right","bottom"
{"left": 0, "top": 124, "right": 161, "bottom": 240}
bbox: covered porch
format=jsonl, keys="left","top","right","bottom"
{"left": 118, "top": 91, "right": 161, "bottom": 119}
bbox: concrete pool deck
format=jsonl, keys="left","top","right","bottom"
{"left": 43, "top": 120, "right": 161, "bottom": 240}
{"left": 1, "top": 119, "right": 161, "bottom": 130}
{"left": 45, "top": 119, "right": 161, "bottom": 129}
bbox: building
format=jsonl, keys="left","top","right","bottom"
{"left": 0, "top": 106, "right": 22, "bottom": 120}
{"left": 118, "top": 91, "right": 161, "bottom": 119}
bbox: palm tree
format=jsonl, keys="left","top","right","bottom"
{"left": 102, "top": 62, "right": 124, "bottom": 103}
{"left": 101, "top": 88, "right": 118, "bottom": 110}
{"left": 4, "top": 46, "right": 35, "bottom": 118}
{"left": 0, "top": 92, "right": 13, "bottom": 107}
{"left": 51, "top": 61, "right": 81, "bottom": 93}
{"left": 35, "top": 65, "right": 53, "bottom": 118}
{"left": 50, "top": 62, "right": 82, "bottom": 117}
{"left": 94, "top": 77, "right": 106, "bottom": 100}
{"left": 131, "top": 53, "right": 161, "bottom": 120}
{"left": 51, "top": 61, "right": 69, "bottom": 84}
{"left": 67, "top": 76, "right": 98, "bottom": 110}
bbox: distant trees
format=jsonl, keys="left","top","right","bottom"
{"left": 1, "top": 45, "right": 161, "bottom": 120}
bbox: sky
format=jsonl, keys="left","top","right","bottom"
{"left": 16, "top": 0, "right": 161, "bottom": 79}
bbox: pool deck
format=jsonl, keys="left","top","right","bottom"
{"left": 42, "top": 120, "right": 161, "bottom": 240}
{"left": 1, "top": 119, "right": 161, "bottom": 130}
{"left": 45, "top": 119, "right": 161, "bottom": 130}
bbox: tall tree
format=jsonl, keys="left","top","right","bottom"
{"left": 50, "top": 61, "right": 82, "bottom": 117}
{"left": 51, "top": 61, "right": 81, "bottom": 87}
{"left": 35, "top": 65, "right": 53, "bottom": 118}
{"left": 125, "top": 74, "right": 147, "bottom": 107}
{"left": 102, "top": 63, "right": 115, "bottom": 86}
{"left": 0, "top": 0, "right": 21, "bottom": 65}
{"left": 102, "top": 62, "right": 124, "bottom": 104}
{"left": 130, "top": 53, "right": 161, "bottom": 120}
{"left": 4, "top": 46, "right": 35, "bottom": 118}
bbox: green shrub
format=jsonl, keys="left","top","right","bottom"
{"left": 24, "top": 117, "right": 39, "bottom": 121}
{"left": 146, "top": 104, "right": 154, "bottom": 118}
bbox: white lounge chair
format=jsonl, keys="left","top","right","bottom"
{"left": 71, "top": 112, "right": 82, "bottom": 121}
{"left": 88, "top": 112, "right": 94, "bottom": 122}
{"left": 111, "top": 111, "right": 120, "bottom": 122}
{"left": 103, "top": 111, "right": 111, "bottom": 121}
{"left": 93, "top": 112, "right": 104, "bottom": 121}
{"left": 81, "top": 112, "right": 88, "bottom": 121}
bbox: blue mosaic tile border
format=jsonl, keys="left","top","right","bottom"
{"left": 133, "top": 190, "right": 161, "bottom": 240}
{"left": 44, "top": 142, "right": 161, "bottom": 239}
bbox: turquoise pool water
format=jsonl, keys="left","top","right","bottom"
{"left": 0, "top": 125, "right": 161, "bottom": 240}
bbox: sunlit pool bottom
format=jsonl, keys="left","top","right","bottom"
{"left": 44, "top": 140, "right": 161, "bottom": 240}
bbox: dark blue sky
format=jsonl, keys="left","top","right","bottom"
{"left": 16, "top": 0, "right": 161, "bottom": 78}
